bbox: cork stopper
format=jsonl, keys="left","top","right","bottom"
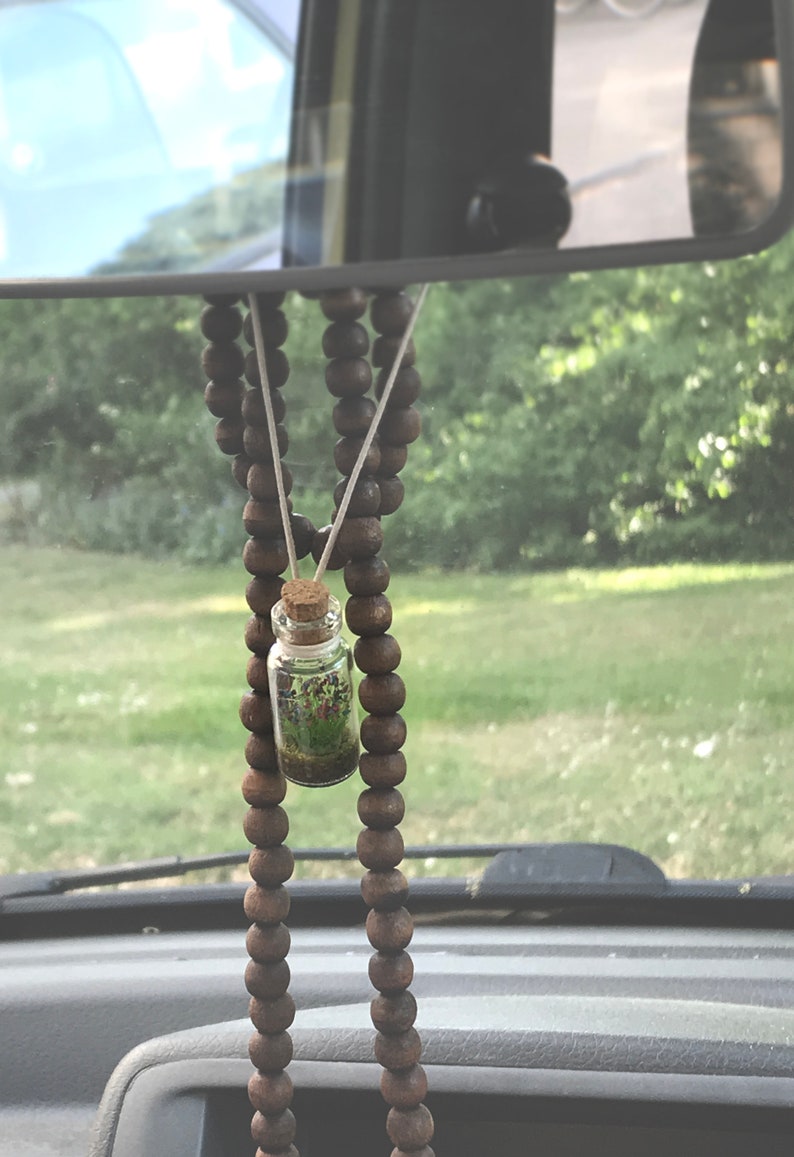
{"left": 281, "top": 579, "right": 330, "bottom": 623}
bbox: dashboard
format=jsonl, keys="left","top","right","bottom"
{"left": 1, "top": 914, "right": 793, "bottom": 1156}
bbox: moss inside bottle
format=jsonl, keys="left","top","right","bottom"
{"left": 267, "top": 579, "right": 359, "bottom": 787}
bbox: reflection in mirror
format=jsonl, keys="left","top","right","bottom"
{"left": 0, "top": 0, "right": 298, "bottom": 279}
{"left": 0, "top": 0, "right": 784, "bottom": 285}
{"left": 554, "top": 0, "right": 782, "bottom": 249}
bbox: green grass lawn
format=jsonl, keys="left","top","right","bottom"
{"left": 1, "top": 546, "right": 792, "bottom": 880}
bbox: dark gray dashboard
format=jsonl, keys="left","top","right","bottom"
{"left": 1, "top": 925, "right": 793, "bottom": 1155}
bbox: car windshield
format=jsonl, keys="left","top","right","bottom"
{"left": 1, "top": 233, "right": 792, "bottom": 886}
{"left": 0, "top": 0, "right": 792, "bottom": 891}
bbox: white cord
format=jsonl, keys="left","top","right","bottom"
{"left": 313, "top": 283, "right": 430, "bottom": 583}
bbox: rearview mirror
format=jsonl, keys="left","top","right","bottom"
{"left": 0, "top": 0, "right": 789, "bottom": 297}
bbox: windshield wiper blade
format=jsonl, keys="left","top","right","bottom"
{"left": 2, "top": 846, "right": 793, "bottom": 932}
{"left": 0, "top": 854, "right": 249, "bottom": 902}
{"left": 0, "top": 842, "right": 665, "bottom": 904}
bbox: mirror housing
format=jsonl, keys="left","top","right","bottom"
{"left": 0, "top": 0, "right": 790, "bottom": 298}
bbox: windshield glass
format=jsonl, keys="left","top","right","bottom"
{"left": 1, "top": 232, "right": 792, "bottom": 885}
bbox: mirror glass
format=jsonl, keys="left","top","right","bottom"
{"left": 554, "top": 0, "right": 782, "bottom": 248}
{"left": 0, "top": 0, "right": 784, "bottom": 288}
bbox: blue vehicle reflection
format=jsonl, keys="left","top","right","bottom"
{"left": 0, "top": 0, "right": 296, "bottom": 278}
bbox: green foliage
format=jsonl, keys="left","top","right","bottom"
{"left": 2, "top": 233, "right": 794, "bottom": 568}
{"left": 388, "top": 237, "right": 794, "bottom": 569}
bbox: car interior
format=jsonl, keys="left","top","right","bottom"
{"left": 0, "top": 2, "right": 792, "bottom": 1156}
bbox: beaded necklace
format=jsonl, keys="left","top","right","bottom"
{"left": 201, "top": 287, "right": 434, "bottom": 1157}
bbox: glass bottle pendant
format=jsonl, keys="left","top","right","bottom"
{"left": 268, "top": 580, "right": 359, "bottom": 787}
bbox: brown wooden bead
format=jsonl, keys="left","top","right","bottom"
{"left": 249, "top": 845, "right": 295, "bottom": 885}
{"left": 248, "top": 1069, "right": 294, "bottom": 1115}
{"left": 361, "top": 868, "right": 409, "bottom": 911}
{"left": 310, "top": 525, "right": 350, "bottom": 571}
{"left": 345, "top": 557, "right": 390, "bottom": 596}
{"left": 244, "top": 347, "right": 290, "bottom": 390}
{"left": 247, "top": 462, "right": 293, "bottom": 502}
{"left": 250, "top": 994, "right": 296, "bottom": 1034}
{"left": 204, "top": 292, "right": 240, "bottom": 307}
{"left": 204, "top": 379, "right": 244, "bottom": 417}
{"left": 392, "top": 1146, "right": 434, "bottom": 1157}
{"left": 380, "top": 406, "right": 421, "bottom": 446}
{"left": 244, "top": 885, "right": 285, "bottom": 929}
{"left": 325, "top": 356, "right": 372, "bottom": 397}
{"left": 245, "top": 958, "right": 291, "bottom": 1001}
{"left": 246, "top": 655, "right": 271, "bottom": 692}
{"left": 374, "top": 1027, "right": 421, "bottom": 1070}
{"left": 243, "top": 500, "right": 290, "bottom": 539}
{"left": 251, "top": 1109, "right": 296, "bottom": 1151}
{"left": 372, "top": 991, "right": 417, "bottom": 1035}
{"left": 358, "top": 787, "right": 405, "bottom": 829}
{"left": 337, "top": 517, "right": 384, "bottom": 560}
{"left": 240, "top": 691, "right": 273, "bottom": 733}
{"left": 322, "top": 320, "right": 369, "bottom": 359}
{"left": 232, "top": 453, "right": 253, "bottom": 490}
{"left": 251, "top": 1111, "right": 295, "bottom": 1155}
{"left": 246, "top": 575, "right": 284, "bottom": 617}
{"left": 377, "top": 476, "right": 405, "bottom": 516}
{"left": 243, "top": 423, "right": 289, "bottom": 462}
{"left": 244, "top": 884, "right": 291, "bottom": 924}
{"left": 361, "top": 713, "right": 407, "bottom": 754}
{"left": 243, "top": 805, "right": 289, "bottom": 848}
{"left": 248, "top": 1029, "right": 293, "bottom": 1072}
{"left": 242, "top": 386, "right": 287, "bottom": 427}
{"left": 372, "top": 334, "right": 416, "bottom": 369}
{"left": 359, "top": 752, "right": 407, "bottom": 788}
{"left": 354, "top": 634, "right": 401, "bottom": 674}
{"left": 359, "top": 674, "right": 406, "bottom": 716}
{"left": 243, "top": 537, "right": 289, "bottom": 577}
{"left": 378, "top": 444, "right": 409, "bottom": 475}
{"left": 357, "top": 827, "right": 405, "bottom": 871}
{"left": 333, "top": 396, "right": 376, "bottom": 437}
{"left": 202, "top": 341, "right": 245, "bottom": 382}
{"left": 242, "top": 769, "right": 286, "bottom": 808}
{"left": 290, "top": 513, "right": 316, "bottom": 560}
{"left": 334, "top": 436, "right": 381, "bottom": 476}
{"left": 369, "top": 950, "right": 414, "bottom": 993}
{"left": 246, "top": 922, "right": 291, "bottom": 964}
{"left": 243, "top": 308, "right": 289, "bottom": 348}
{"left": 376, "top": 365, "right": 422, "bottom": 407}
{"left": 387, "top": 1106, "right": 434, "bottom": 1151}
{"left": 381, "top": 1065, "right": 428, "bottom": 1110}
{"left": 346, "top": 594, "right": 392, "bottom": 637}
{"left": 201, "top": 303, "right": 243, "bottom": 342}
{"left": 244, "top": 614, "right": 276, "bottom": 656}
{"left": 320, "top": 287, "right": 368, "bottom": 320}
{"left": 333, "top": 477, "right": 381, "bottom": 518}
{"left": 366, "top": 906, "right": 413, "bottom": 952}
{"left": 371, "top": 292, "right": 414, "bottom": 336}
{"left": 245, "top": 733, "right": 279, "bottom": 771}
{"left": 215, "top": 417, "right": 246, "bottom": 455}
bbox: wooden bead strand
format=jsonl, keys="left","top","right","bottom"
{"left": 200, "top": 295, "right": 247, "bottom": 471}
{"left": 318, "top": 287, "right": 436, "bottom": 1157}
{"left": 203, "top": 285, "right": 430, "bottom": 1157}
{"left": 310, "top": 287, "right": 375, "bottom": 572}
{"left": 371, "top": 291, "right": 423, "bottom": 520}
{"left": 202, "top": 291, "right": 302, "bottom": 1157}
